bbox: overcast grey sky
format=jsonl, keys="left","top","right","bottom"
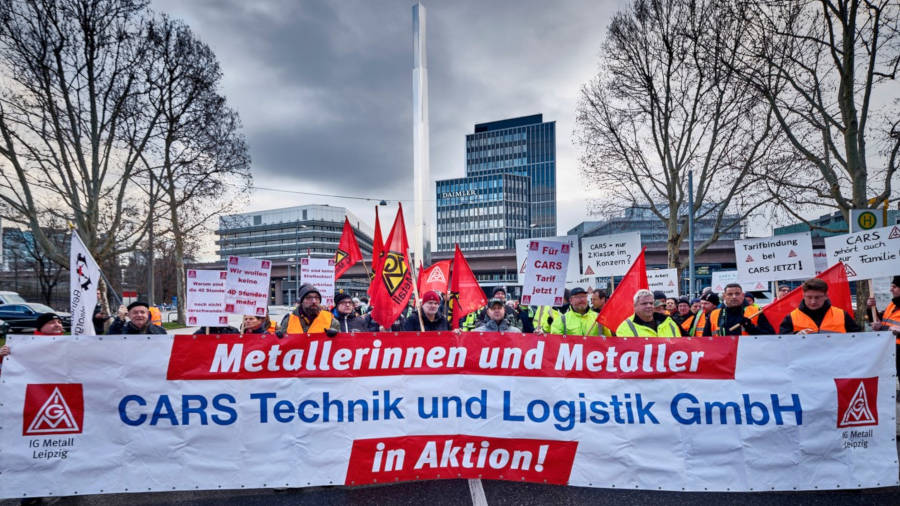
{"left": 151, "top": 0, "right": 625, "bottom": 249}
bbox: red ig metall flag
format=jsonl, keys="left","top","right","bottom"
{"left": 334, "top": 216, "right": 363, "bottom": 280}
{"left": 418, "top": 259, "right": 451, "bottom": 294}
{"left": 595, "top": 247, "right": 649, "bottom": 334}
{"left": 449, "top": 244, "right": 486, "bottom": 329}
{"left": 370, "top": 204, "right": 414, "bottom": 329}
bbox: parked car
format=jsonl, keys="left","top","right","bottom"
{"left": 0, "top": 291, "right": 27, "bottom": 305}
{"left": 0, "top": 303, "right": 72, "bottom": 333}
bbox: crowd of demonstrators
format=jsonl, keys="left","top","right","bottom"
{"left": 704, "top": 284, "right": 774, "bottom": 336}
{"left": 616, "top": 289, "right": 681, "bottom": 337}
{"left": 778, "top": 278, "right": 860, "bottom": 334}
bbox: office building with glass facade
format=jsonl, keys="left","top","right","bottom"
{"left": 435, "top": 173, "right": 530, "bottom": 251}
{"left": 436, "top": 114, "right": 557, "bottom": 251}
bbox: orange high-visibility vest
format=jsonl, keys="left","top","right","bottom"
{"left": 709, "top": 306, "right": 757, "bottom": 336}
{"left": 149, "top": 306, "right": 162, "bottom": 326}
{"left": 681, "top": 312, "right": 706, "bottom": 337}
{"left": 880, "top": 302, "right": 900, "bottom": 344}
{"left": 286, "top": 311, "right": 333, "bottom": 334}
{"left": 790, "top": 307, "right": 848, "bottom": 333}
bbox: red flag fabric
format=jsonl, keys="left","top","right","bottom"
{"left": 595, "top": 248, "right": 649, "bottom": 333}
{"left": 334, "top": 217, "right": 363, "bottom": 280}
{"left": 449, "top": 244, "right": 486, "bottom": 330}
{"left": 418, "top": 260, "right": 451, "bottom": 295}
{"left": 370, "top": 204, "right": 414, "bottom": 329}
{"left": 762, "top": 262, "right": 852, "bottom": 331}
{"left": 367, "top": 206, "right": 385, "bottom": 296}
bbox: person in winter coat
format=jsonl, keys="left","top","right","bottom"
{"left": 403, "top": 290, "right": 450, "bottom": 331}
{"left": 280, "top": 284, "right": 339, "bottom": 336}
{"left": 107, "top": 301, "right": 167, "bottom": 335}
{"left": 473, "top": 298, "right": 522, "bottom": 333}
{"left": 333, "top": 293, "right": 374, "bottom": 332}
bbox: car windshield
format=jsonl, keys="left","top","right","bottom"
{"left": 28, "top": 303, "right": 56, "bottom": 313}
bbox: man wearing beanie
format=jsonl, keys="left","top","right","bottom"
{"left": 333, "top": 292, "right": 371, "bottom": 332}
{"left": 107, "top": 301, "right": 167, "bottom": 335}
{"left": 280, "top": 284, "right": 339, "bottom": 335}
{"left": 404, "top": 290, "right": 449, "bottom": 331}
{"left": 34, "top": 313, "right": 65, "bottom": 335}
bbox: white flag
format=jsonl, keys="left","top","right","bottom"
{"left": 69, "top": 231, "right": 100, "bottom": 336}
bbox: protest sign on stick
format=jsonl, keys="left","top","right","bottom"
{"left": 648, "top": 268, "right": 678, "bottom": 297}
{"left": 186, "top": 270, "right": 228, "bottom": 327}
{"left": 580, "top": 232, "right": 641, "bottom": 278}
{"left": 521, "top": 240, "right": 570, "bottom": 307}
{"left": 301, "top": 258, "right": 336, "bottom": 306}
{"left": 824, "top": 225, "right": 900, "bottom": 281}
{"left": 734, "top": 233, "right": 815, "bottom": 283}
{"left": 224, "top": 256, "right": 271, "bottom": 316}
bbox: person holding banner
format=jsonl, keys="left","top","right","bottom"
{"left": 868, "top": 276, "right": 900, "bottom": 333}
{"left": 778, "top": 278, "right": 860, "bottom": 334}
{"left": 549, "top": 288, "right": 599, "bottom": 336}
{"left": 280, "top": 284, "right": 339, "bottom": 335}
{"left": 107, "top": 301, "right": 167, "bottom": 335}
{"left": 703, "top": 284, "right": 774, "bottom": 336}
{"left": 683, "top": 293, "right": 717, "bottom": 337}
{"left": 402, "top": 291, "right": 450, "bottom": 331}
{"left": 616, "top": 289, "right": 681, "bottom": 337}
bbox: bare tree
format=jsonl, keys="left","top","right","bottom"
{"left": 140, "top": 16, "right": 251, "bottom": 323}
{"left": 575, "top": 0, "right": 783, "bottom": 274}
{"left": 0, "top": 0, "right": 159, "bottom": 268}
{"left": 730, "top": 0, "right": 900, "bottom": 317}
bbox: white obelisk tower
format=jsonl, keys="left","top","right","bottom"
{"left": 412, "top": 2, "right": 430, "bottom": 266}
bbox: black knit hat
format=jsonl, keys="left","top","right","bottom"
{"left": 36, "top": 313, "right": 61, "bottom": 329}
{"left": 127, "top": 301, "right": 150, "bottom": 311}
{"left": 893, "top": 275, "right": 900, "bottom": 287}
{"left": 701, "top": 292, "right": 720, "bottom": 306}
{"left": 334, "top": 292, "right": 352, "bottom": 305}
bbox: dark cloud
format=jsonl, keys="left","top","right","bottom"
{"left": 151, "top": 0, "right": 623, "bottom": 233}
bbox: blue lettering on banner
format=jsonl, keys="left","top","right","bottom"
{"left": 671, "top": 393, "right": 803, "bottom": 425}
{"left": 118, "top": 394, "right": 237, "bottom": 426}
{"left": 117, "top": 390, "right": 802, "bottom": 430}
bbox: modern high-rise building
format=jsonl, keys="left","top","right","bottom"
{"left": 436, "top": 114, "right": 556, "bottom": 251}
{"left": 216, "top": 205, "right": 373, "bottom": 262}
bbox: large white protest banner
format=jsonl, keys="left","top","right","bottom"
{"left": 0, "top": 331, "right": 896, "bottom": 498}
{"left": 69, "top": 231, "right": 100, "bottom": 336}
{"left": 301, "top": 258, "right": 336, "bottom": 306}
{"left": 185, "top": 270, "right": 228, "bottom": 327}
{"left": 824, "top": 225, "right": 900, "bottom": 281}
{"left": 647, "top": 268, "right": 678, "bottom": 297}
{"left": 224, "top": 256, "right": 272, "bottom": 316}
{"left": 734, "top": 233, "right": 815, "bottom": 283}
{"left": 516, "top": 236, "right": 580, "bottom": 284}
{"left": 521, "top": 240, "right": 569, "bottom": 307}
{"left": 580, "top": 232, "right": 641, "bottom": 277}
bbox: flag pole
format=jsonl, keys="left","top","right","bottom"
{"left": 869, "top": 279, "right": 880, "bottom": 324}
{"left": 407, "top": 251, "right": 426, "bottom": 331}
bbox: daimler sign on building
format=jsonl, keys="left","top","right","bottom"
{"left": 440, "top": 189, "right": 477, "bottom": 199}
